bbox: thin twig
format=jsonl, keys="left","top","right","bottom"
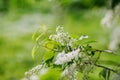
{"left": 92, "top": 49, "right": 120, "bottom": 56}
{"left": 40, "top": 45, "right": 55, "bottom": 51}
{"left": 84, "top": 61, "right": 120, "bottom": 74}
{"left": 95, "top": 64, "right": 120, "bottom": 74}
{"left": 39, "top": 44, "right": 61, "bottom": 52}
{"left": 93, "top": 49, "right": 114, "bottom": 54}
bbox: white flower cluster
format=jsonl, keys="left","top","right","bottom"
{"left": 49, "top": 26, "right": 76, "bottom": 46}
{"left": 22, "top": 65, "right": 48, "bottom": 80}
{"left": 25, "top": 65, "right": 42, "bottom": 77}
{"left": 101, "top": 10, "right": 113, "bottom": 28}
{"left": 113, "top": 4, "right": 120, "bottom": 24}
{"left": 55, "top": 48, "right": 80, "bottom": 65}
{"left": 101, "top": 4, "right": 120, "bottom": 28}
{"left": 109, "top": 27, "right": 120, "bottom": 51}
{"left": 62, "top": 63, "right": 77, "bottom": 80}
{"left": 79, "top": 35, "right": 89, "bottom": 40}
{"left": 101, "top": 4, "right": 120, "bottom": 51}
{"left": 22, "top": 74, "right": 38, "bottom": 80}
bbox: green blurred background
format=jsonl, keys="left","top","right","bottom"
{"left": 0, "top": 0, "right": 119, "bottom": 80}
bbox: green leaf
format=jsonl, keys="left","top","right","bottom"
{"left": 36, "top": 33, "right": 44, "bottom": 42}
{"left": 43, "top": 41, "right": 55, "bottom": 51}
{"left": 40, "top": 68, "right": 61, "bottom": 80}
{"left": 32, "top": 45, "right": 38, "bottom": 59}
{"left": 99, "top": 69, "right": 111, "bottom": 80}
{"left": 32, "top": 29, "right": 39, "bottom": 41}
{"left": 44, "top": 52, "right": 54, "bottom": 63}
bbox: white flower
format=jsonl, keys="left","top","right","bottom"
{"left": 67, "top": 38, "right": 76, "bottom": 46}
{"left": 29, "top": 75, "right": 38, "bottom": 80}
{"left": 54, "top": 49, "right": 80, "bottom": 65}
{"left": 62, "top": 63, "right": 77, "bottom": 79}
{"left": 114, "top": 4, "right": 120, "bottom": 15}
{"left": 56, "top": 26, "right": 64, "bottom": 33}
{"left": 79, "top": 35, "right": 89, "bottom": 40}
{"left": 62, "top": 67, "right": 69, "bottom": 76}
{"left": 101, "top": 10, "right": 113, "bottom": 28}
{"left": 23, "top": 65, "right": 48, "bottom": 80}
{"left": 62, "top": 63, "right": 76, "bottom": 76}
{"left": 21, "top": 78, "right": 28, "bottom": 80}
{"left": 49, "top": 35, "right": 53, "bottom": 40}
{"left": 39, "top": 68, "right": 48, "bottom": 75}
{"left": 49, "top": 26, "right": 76, "bottom": 46}
{"left": 25, "top": 65, "right": 42, "bottom": 77}
{"left": 54, "top": 51, "right": 68, "bottom": 64}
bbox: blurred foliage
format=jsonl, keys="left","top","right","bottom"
{"left": 0, "top": 0, "right": 9, "bottom": 11}
{"left": 60, "top": 0, "right": 106, "bottom": 9}
{"left": 0, "top": 0, "right": 119, "bottom": 13}
{"left": 0, "top": 0, "right": 106, "bottom": 13}
{"left": 0, "top": 0, "right": 51, "bottom": 13}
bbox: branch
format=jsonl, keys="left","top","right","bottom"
{"left": 40, "top": 45, "right": 55, "bottom": 51}
{"left": 93, "top": 49, "right": 114, "bottom": 54}
{"left": 95, "top": 64, "right": 120, "bottom": 74}
{"left": 39, "top": 44, "right": 61, "bottom": 52}
{"left": 84, "top": 61, "right": 120, "bottom": 74}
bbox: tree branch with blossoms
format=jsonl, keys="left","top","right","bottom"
{"left": 22, "top": 26, "right": 120, "bottom": 80}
